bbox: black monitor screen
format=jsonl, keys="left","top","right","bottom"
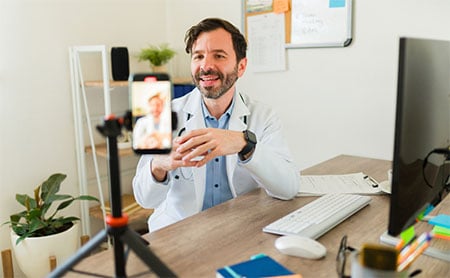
{"left": 388, "top": 37, "right": 450, "bottom": 236}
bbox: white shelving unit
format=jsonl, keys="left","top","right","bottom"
{"left": 69, "top": 45, "right": 111, "bottom": 236}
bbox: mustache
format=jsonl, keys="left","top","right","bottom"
{"left": 196, "top": 69, "right": 223, "bottom": 79}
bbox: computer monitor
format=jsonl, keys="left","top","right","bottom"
{"left": 387, "top": 37, "right": 450, "bottom": 238}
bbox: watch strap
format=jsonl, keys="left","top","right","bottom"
{"left": 238, "top": 130, "right": 256, "bottom": 160}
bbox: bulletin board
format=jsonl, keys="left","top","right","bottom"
{"left": 244, "top": 0, "right": 353, "bottom": 48}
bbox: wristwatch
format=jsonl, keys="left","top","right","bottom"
{"left": 238, "top": 130, "right": 257, "bottom": 160}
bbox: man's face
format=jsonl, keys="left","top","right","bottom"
{"left": 149, "top": 97, "right": 164, "bottom": 118}
{"left": 190, "top": 28, "right": 247, "bottom": 99}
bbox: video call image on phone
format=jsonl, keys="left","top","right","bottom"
{"left": 130, "top": 73, "right": 172, "bottom": 154}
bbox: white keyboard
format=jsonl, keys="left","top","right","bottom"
{"left": 263, "top": 194, "right": 372, "bottom": 239}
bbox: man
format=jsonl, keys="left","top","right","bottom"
{"left": 133, "top": 18, "right": 300, "bottom": 232}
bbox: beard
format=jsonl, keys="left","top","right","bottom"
{"left": 193, "top": 65, "right": 239, "bottom": 99}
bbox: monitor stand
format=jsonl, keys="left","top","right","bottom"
{"left": 379, "top": 231, "right": 450, "bottom": 262}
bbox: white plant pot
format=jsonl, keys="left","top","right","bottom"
{"left": 10, "top": 223, "right": 79, "bottom": 278}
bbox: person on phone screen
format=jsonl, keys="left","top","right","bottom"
{"left": 133, "top": 18, "right": 300, "bottom": 232}
{"left": 133, "top": 93, "right": 171, "bottom": 149}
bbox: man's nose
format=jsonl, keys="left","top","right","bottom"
{"left": 200, "top": 55, "right": 214, "bottom": 72}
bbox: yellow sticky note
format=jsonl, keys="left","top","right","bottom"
{"left": 273, "top": 0, "right": 289, "bottom": 14}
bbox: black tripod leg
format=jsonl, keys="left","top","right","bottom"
{"left": 110, "top": 227, "right": 126, "bottom": 277}
{"left": 48, "top": 229, "right": 108, "bottom": 278}
{"left": 121, "top": 229, "right": 177, "bottom": 277}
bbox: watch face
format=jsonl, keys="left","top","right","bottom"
{"left": 246, "top": 130, "right": 257, "bottom": 144}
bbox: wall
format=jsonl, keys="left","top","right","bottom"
{"left": 0, "top": 0, "right": 168, "bottom": 276}
{"left": 240, "top": 0, "right": 450, "bottom": 170}
{"left": 1, "top": 0, "right": 450, "bottom": 275}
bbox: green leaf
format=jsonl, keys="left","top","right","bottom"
{"left": 9, "top": 214, "right": 22, "bottom": 224}
{"left": 40, "top": 203, "right": 52, "bottom": 218}
{"left": 58, "top": 217, "right": 79, "bottom": 225}
{"left": 77, "top": 195, "right": 99, "bottom": 202}
{"left": 28, "top": 218, "right": 46, "bottom": 232}
{"left": 16, "top": 194, "right": 37, "bottom": 209}
{"left": 41, "top": 173, "right": 66, "bottom": 202}
{"left": 27, "top": 208, "right": 43, "bottom": 221}
{"left": 56, "top": 199, "right": 74, "bottom": 211}
{"left": 47, "top": 194, "right": 72, "bottom": 203}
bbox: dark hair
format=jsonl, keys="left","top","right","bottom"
{"left": 184, "top": 18, "right": 247, "bottom": 62}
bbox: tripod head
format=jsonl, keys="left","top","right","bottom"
{"left": 96, "top": 111, "right": 133, "bottom": 138}
{"left": 97, "top": 110, "right": 177, "bottom": 139}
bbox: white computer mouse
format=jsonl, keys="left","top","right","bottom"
{"left": 275, "top": 235, "right": 327, "bottom": 260}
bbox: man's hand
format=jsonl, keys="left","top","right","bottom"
{"left": 175, "top": 128, "right": 246, "bottom": 167}
{"left": 150, "top": 140, "right": 198, "bottom": 181}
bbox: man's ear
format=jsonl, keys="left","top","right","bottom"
{"left": 237, "top": 57, "right": 247, "bottom": 77}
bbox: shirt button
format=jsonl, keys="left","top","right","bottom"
{"left": 215, "top": 158, "right": 219, "bottom": 162}
{"left": 214, "top": 184, "right": 219, "bottom": 188}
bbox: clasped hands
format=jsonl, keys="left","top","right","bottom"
{"left": 151, "top": 128, "right": 246, "bottom": 181}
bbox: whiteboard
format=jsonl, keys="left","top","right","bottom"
{"left": 287, "top": 0, "right": 352, "bottom": 48}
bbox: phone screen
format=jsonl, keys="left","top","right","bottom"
{"left": 129, "top": 73, "right": 172, "bottom": 154}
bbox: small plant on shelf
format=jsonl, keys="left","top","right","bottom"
{"left": 138, "top": 43, "right": 176, "bottom": 69}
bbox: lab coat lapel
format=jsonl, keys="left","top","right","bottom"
{"left": 227, "top": 92, "right": 250, "bottom": 197}
{"left": 182, "top": 91, "right": 207, "bottom": 211}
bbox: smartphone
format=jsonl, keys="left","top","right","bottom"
{"left": 129, "top": 73, "right": 172, "bottom": 154}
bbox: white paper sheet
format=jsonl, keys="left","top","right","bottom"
{"left": 297, "top": 172, "right": 383, "bottom": 196}
{"left": 247, "top": 12, "right": 286, "bottom": 72}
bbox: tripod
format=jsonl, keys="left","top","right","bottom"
{"left": 49, "top": 115, "right": 176, "bottom": 277}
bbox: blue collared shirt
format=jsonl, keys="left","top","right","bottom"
{"left": 201, "top": 98, "right": 235, "bottom": 210}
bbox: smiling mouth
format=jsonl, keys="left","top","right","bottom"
{"left": 200, "top": 75, "right": 219, "bottom": 82}
{"left": 198, "top": 74, "right": 220, "bottom": 88}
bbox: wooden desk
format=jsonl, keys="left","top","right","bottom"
{"left": 65, "top": 155, "right": 450, "bottom": 277}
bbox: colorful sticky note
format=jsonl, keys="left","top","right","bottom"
{"left": 400, "top": 226, "right": 416, "bottom": 245}
{"left": 429, "top": 214, "right": 450, "bottom": 229}
{"left": 273, "top": 0, "right": 289, "bottom": 14}
{"left": 433, "top": 225, "right": 450, "bottom": 236}
{"left": 330, "top": 0, "right": 346, "bottom": 8}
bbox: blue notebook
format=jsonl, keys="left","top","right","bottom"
{"left": 216, "top": 254, "right": 299, "bottom": 278}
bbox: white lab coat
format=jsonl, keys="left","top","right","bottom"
{"left": 133, "top": 88, "right": 300, "bottom": 232}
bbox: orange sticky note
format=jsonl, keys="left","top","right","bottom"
{"left": 273, "top": 0, "right": 289, "bottom": 13}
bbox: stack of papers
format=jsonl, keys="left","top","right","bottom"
{"left": 297, "top": 172, "right": 383, "bottom": 196}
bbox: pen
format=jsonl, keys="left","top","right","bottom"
{"left": 397, "top": 237, "right": 431, "bottom": 271}
{"left": 397, "top": 232, "right": 432, "bottom": 271}
{"left": 395, "top": 238, "right": 405, "bottom": 250}
{"left": 397, "top": 233, "right": 427, "bottom": 265}
{"left": 363, "top": 175, "right": 379, "bottom": 188}
{"left": 396, "top": 235, "right": 416, "bottom": 251}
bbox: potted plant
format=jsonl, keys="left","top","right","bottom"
{"left": 2, "top": 173, "right": 99, "bottom": 277}
{"left": 138, "top": 43, "right": 176, "bottom": 72}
